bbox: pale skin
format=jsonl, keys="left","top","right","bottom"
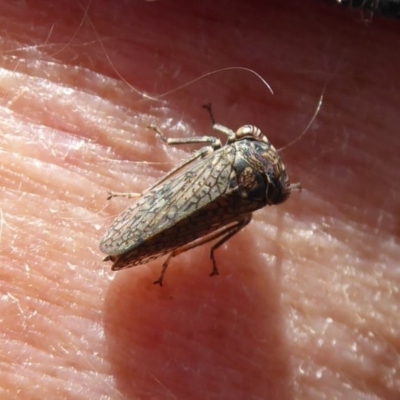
{"left": 1, "top": 1, "right": 399, "bottom": 399}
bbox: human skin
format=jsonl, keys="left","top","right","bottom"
{"left": 1, "top": 0, "right": 399, "bottom": 399}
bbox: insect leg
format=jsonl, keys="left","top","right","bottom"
{"left": 290, "top": 182, "right": 302, "bottom": 191}
{"left": 106, "top": 191, "right": 141, "bottom": 200}
{"left": 144, "top": 145, "right": 215, "bottom": 193}
{"left": 148, "top": 124, "right": 222, "bottom": 150}
{"left": 153, "top": 215, "right": 252, "bottom": 286}
{"left": 107, "top": 126, "right": 220, "bottom": 201}
{"left": 154, "top": 253, "right": 173, "bottom": 286}
{"left": 209, "top": 214, "right": 252, "bottom": 276}
{"left": 202, "top": 103, "right": 236, "bottom": 142}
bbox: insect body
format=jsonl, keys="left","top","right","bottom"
{"left": 100, "top": 105, "right": 300, "bottom": 286}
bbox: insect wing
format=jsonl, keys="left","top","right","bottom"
{"left": 99, "top": 145, "right": 236, "bottom": 256}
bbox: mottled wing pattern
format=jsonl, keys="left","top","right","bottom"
{"left": 108, "top": 201, "right": 253, "bottom": 270}
{"left": 99, "top": 145, "right": 236, "bottom": 256}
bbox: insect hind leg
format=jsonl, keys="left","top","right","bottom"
{"left": 106, "top": 191, "right": 141, "bottom": 200}
{"left": 153, "top": 215, "right": 252, "bottom": 286}
{"left": 209, "top": 215, "right": 252, "bottom": 276}
{"left": 153, "top": 253, "right": 174, "bottom": 287}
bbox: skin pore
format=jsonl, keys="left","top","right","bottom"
{"left": 1, "top": 0, "right": 399, "bottom": 399}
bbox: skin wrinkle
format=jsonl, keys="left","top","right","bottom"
{"left": 0, "top": 1, "right": 399, "bottom": 399}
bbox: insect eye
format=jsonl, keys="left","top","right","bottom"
{"left": 236, "top": 125, "right": 264, "bottom": 141}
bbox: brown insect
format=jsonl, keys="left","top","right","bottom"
{"left": 100, "top": 105, "right": 301, "bottom": 286}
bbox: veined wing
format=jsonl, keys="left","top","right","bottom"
{"left": 100, "top": 145, "right": 236, "bottom": 255}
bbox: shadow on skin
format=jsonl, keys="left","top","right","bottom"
{"left": 103, "top": 228, "right": 292, "bottom": 400}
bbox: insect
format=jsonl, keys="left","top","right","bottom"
{"left": 100, "top": 104, "right": 301, "bottom": 286}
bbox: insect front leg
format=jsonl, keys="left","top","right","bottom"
{"left": 148, "top": 123, "right": 222, "bottom": 150}
{"left": 108, "top": 123, "right": 221, "bottom": 201}
{"left": 202, "top": 103, "right": 237, "bottom": 142}
{"left": 142, "top": 144, "right": 216, "bottom": 193}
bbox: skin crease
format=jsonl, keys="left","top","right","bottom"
{"left": 1, "top": 0, "right": 399, "bottom": 399}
